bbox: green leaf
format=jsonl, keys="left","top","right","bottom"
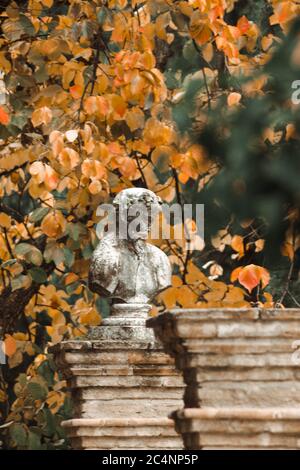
{"left": 97, "top": 7, "right": 108, "bottom": 26}
{"left": 11, "top": 274, "right": 31, "bottom": 291}
{"left": 9, "top": 423, "right": 28, "bottom": 447}
{"left": 66, "top": 222, "right": 87, "bottom": 241}
{"left": 44, "top": 241, "right": 64, "bottom": 266}
{"left": 1, "top": 259, "right": 17, "bottom": 268}
{"left": 28, "top": 430, "right": 42, "bottom": 450}
{"left": 183, "top": 40, "right": 198, "bottom": 62}
{"left": 82, "top": 244, "right": 93, "bottom": 260}
{"left": 19, "top": 14, "right": 35, "bottom": 36}
{"left": 27, "top": 382, "right": 48, "bottom": 401}
{"left": 15, "top": 243, "right": 43, "bottom": 266}
{"left": 41, "top": 408, "right": 56, "bottom": 437}
{"left": 29, "top": 267, "right": 48, "bottom": 284}
{"left": 63, "top": 248, "right": 75, "bottom": 268}
{"left": 29, "top": 207, "right": 50, "bottom": 223}
{"left": 15, "top": 243, "right": 32, "bottom": 256}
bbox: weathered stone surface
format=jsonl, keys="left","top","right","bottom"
{"left": 147, "top": 308, "right": 300, "bottom": 450}
{"left": 63, "top": 418, "right": 181, "bottom": 449}
{"left": 88, "top": 188, "right": 171, "bottom": 305}
{"left": 55, "top": 188, "right": 178, "bottom": 450}
{"left": 54, "top": 305, "right": 184, "bottom": 449}
{"left": 147, "top": 308, "right": 300, "bottom": 409}
{"left": 172, "top": 408, "right": 300, "bottom": 450}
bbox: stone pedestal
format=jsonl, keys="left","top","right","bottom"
{"left": 54, "top": 304, "right": 184, "bottom": 450}
{"left": 147, "top": 308, "right": 300, "bottom": 449}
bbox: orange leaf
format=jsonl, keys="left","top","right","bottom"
{"left": 3, "top": 335, "right": 16, "bottom": 357}
{"left": 70, "top": 85, "right": 83, "bottom": 99}
{"left": 111, "top": 94, "right": 127, "bottom": 118}
{"left": 233, "top": 264, "right": 270, "bottom": 293}
{"left": 58, "top": 147, "right": 80, "bottom": 170}
{"left": 125, "top": 107, "right": 145, "bottom": 131}
{"left": 41, "top": 211, "right": 66, "bottom": 238}
{"left": 231, "top": 235, "right": 245, "bottom": 258}
{"left": 0, "top": 212, "right": 11, "bottom": 228}
{"left": 227, "top": 92, "right": 242, "bottom": 107}
{"left": 230, "top": 266, "right": 243, "bottom": 283}
{"left": 64, "top": 273, "right": 79, "bottom": 285}
{"left": 0, "top": 106, "right": 10, "bottom": 125}
{"left": 84, "top": 96, "right": 109, "bottom": 118}
{"left": 44, "top": 164, "right": 59, "bottom": 190}
{"left": 88, "top": 179, "right": 102, "bottom": 194}
{"left": 118, "top": 157, "right": 137, "bottom": 178}
{"left": 237, "top": 16, "right": 250, "bottom": 34}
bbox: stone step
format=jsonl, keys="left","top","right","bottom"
{"left": 172, "top": 407, "right": 300, "bottom": 450}
{"left": 62, "top": 418, "right": 182, "bottom": 450}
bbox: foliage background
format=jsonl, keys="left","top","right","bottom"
{"left": 0, "top": 0, "right": 300, "bottom": 449}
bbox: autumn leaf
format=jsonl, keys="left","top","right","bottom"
{"left": 84, "top": 96, "right": 110, "bottom": 118}
{"left": 58, "top": 147, "right": 80, "bottom": 170}
{"left": 231, "top": 264, "right": 270, "bottom": 293}
{"left": 227, "top": 92, "right": 242, "bottom": 107}
{"left": 0, "top": 212, "right": 11, "bottom": 228}
{"left": 41, "top": 211, "right": 66, "bottom": 238}
{"left": 231, "top": 235, "right": 245, "bottom": 258}
{"left": 0, "top": 106, "right": 10, "bottom": 125}
{"left": 3, "top": 335, "right": 17, "bottom": 357}
{"left": 69, "top": 85, "right": 83, "bottom": 99}
{"left": 31, "top": 107, "right": 53, "bottom": 127}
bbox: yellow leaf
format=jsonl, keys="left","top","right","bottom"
{"left": 31, "top": 106, "right": 52, "bottom": 127}
{"left": 79, "top": 308, "right": 101, "bottom": 326}
{"left": 49, "top": 131, "right": 64, "bottom": 157}
{"left": 143, "top": 118, "right": 174, "bottom": 147}
{"left": 41, "top": 211, "right": 66, "bottom": 238}
{"left": 151, "top": 146, "right": 172, "bottom": 173}
{"left": 0, "top": 212, "right": 11, "bottom": 228}
{"left": 172, "top": 275, "right": 182, "bottom": 287}
{"left": 84, "top": 96, "right": 109, "bottom": 118}
{"left": 202, "top": 43, "right": 214, "bottom": 63}
{"left": 44, "top": 164, "right": 59, "bottom": 190}
{"left": 159, "top": 287, "right": 177, "bottom": 309}
{"left": 46, "top": 390, "right": 64, "bottom": 414}
{"left": 177, "top": 285, "right": 198, "bottom": 307}
{"left": 58, "top": 147, "right": 80, "bottom": 170}
{"left": 125, "top": 107, "right": 145, "bottom": 131}
{"left": 0, "top": 52, "right": 11, "bottom": 73}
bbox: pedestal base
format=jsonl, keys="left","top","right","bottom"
{"left": 62, "top": 417, "right": 181, "bottom": 450}
{"left": 54, "top": 304, "right": 184, "bottom": 450}
{"left": 172, "top": 408, "right": 300, "bottom": 450}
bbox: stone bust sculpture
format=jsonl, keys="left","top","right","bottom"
{"left": 88, "top": 188, "right": 172, "bottom": 306}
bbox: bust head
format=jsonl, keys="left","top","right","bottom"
{"left": 89, "top": 188, "right": 171, "bottom": 306}
{"left": 112, "top": 188, "right": 162, "bottom": 241}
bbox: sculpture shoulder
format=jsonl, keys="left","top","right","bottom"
{"left": 146, "top": 243, "right": 169, "bottom": 263}
{"left": 146, "top": 243, "right": 171, "bottom": 281}
{"left": 89, "top": 234, "right": 120, "bottom": 295}
{"left": 92, "top": 234, "right": 119, "bottom": 259}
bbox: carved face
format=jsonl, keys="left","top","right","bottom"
{"left": 113, "top": 188, "right": 162, "bottom": 240}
